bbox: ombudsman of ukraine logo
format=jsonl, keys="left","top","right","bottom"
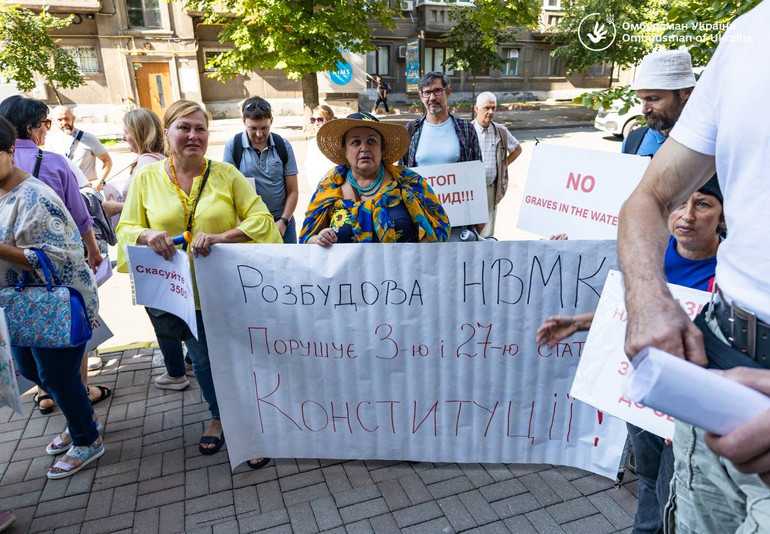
{"left": 578, "top": 13, "right": 617, "bottom": 52}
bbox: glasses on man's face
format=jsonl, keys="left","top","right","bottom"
{"left": 310, "top": 117, "right": 326, "bottom": 124}
{"left": 420, "top": 87, "right": 445, "bottom": 99}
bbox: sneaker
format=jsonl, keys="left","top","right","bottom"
{"left": 47, "top": 438, "right": 105, "bottom": 479}
{"left": 154, "top": 373, "right": 190, "bottom": 391}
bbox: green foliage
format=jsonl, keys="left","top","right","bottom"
{"left": 0, "top": 6, "right": 82, "bottom": 97}
{"left": 186, "top": 0, "right": 395, "bottom": 81}
{"left": 574, "top": 84, "right": 638, "bottom": 113}
{"left": 443, "top": 0, "right": 541, "bottom": 77}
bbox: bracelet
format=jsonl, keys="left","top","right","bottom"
{"left": 278, "top": 216, "right": 290, "bottom": 225}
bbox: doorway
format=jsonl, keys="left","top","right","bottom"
{"left": 134, "top": 62, "right": 172, "bottom": 117}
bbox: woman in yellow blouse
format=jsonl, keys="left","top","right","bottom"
{"left": 117, "top": 100, "right": 280, "bottom": 467}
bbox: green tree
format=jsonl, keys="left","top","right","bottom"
{"left": 186, "top": 0, "right": 396, "bottom": 114}
{"left": 442, "top": 0, "right": 541, "bottom": 101}
{"left": 0, "top": 6, "right": 83, "bottom": 104}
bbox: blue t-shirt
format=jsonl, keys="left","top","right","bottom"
{"left": 664, "top": 236, "right": 717, "bottom": 291}
{"left": 622, "top": 128, "right": 666, "bottom": 157}
{"left": 414, "top": 118, "right": 461, "bottom": 166}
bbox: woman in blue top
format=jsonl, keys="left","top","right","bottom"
{"left": 536, "top": 176, "right": 723, "bottom": 534}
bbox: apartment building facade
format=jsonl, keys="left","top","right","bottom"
{"left": 4, "top": 0, "right": 615, "bottom": 120}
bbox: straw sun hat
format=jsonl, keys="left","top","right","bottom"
{"left": 316, "top": 112, "right": 411, "bottom": 166}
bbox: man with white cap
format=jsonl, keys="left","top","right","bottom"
{"left": 620, "top": 3, "right": 770, "bottom": 532}
{"left": 620, "top": 48, "right": 698, "bottom": 534}
{"left": 472, "top": 92, "right": 521, "bottom": 238}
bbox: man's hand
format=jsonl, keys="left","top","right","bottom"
{"left": 86, "top": 251, "right": 103, "bottom": 272}
{"left": 705, "top": 367, "right": 770, "bottom": 485}
{"left": 276, "top": 220, "right": 287, "bottom": 237}
{"left": 536, "top": 316, "right": 579, "bottom": 347}
{"left": 624, "top": 292, "right": 706, "bottom": 365}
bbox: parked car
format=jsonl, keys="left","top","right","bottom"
{"left": 594, "top": 101, "right": 644, "bottom": 139}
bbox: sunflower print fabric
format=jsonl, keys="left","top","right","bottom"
{"left": 299, "top": 164, "right": 450, "bottom": 243}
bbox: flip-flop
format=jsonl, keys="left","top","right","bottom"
{"left": 246, "top": 457, "right": 271, "bottom": 470}
{"left": 89, "top": 385, "right": 112, "bottom": 406}
{"left": 198, "top": 433, "right": 225, "bottom": 456}
{"left": 34, "top": 393, "right": 55, "bottom": 415}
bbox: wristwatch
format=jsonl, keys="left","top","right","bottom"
{"left": 276, "top": 216, "right": 290, "bottom": 226}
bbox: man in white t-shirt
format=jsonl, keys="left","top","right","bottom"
{"left": 51, "top": 106, "right": 112, "bottom": 187}
{"left": 619, "top": 3, "right": 770, "bottom": 530}
{"left": 472, "top": 92, "right": 521, "bottom": 237}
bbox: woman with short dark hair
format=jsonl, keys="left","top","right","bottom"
{"left": 0, "top": 115, "right": 102, "bottom": 479}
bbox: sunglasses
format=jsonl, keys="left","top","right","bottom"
{"left": 310, "top": 117, "right": 326, "bottom": 124}
{"left": 244, "top": 101, "right": 271, "bottom": 113}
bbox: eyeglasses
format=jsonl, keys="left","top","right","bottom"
{"left": 38, "top": 119, "right": 52, "bottom": 130}
{"left": 420, "top": 87, "right": 445, "bottom": 98}
{"left": 310, "top": 117, "right": 326, "bottom": 124}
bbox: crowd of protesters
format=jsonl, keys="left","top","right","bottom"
{"left": 1, "top": 4, "right": 769, "bottom": 530}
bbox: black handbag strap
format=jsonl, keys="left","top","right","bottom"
{"left": 185, "top": 159, "right": 212, "bottom": 236}
{"left": 67, "top": 130, "right": 84, "bottom": 160}
{"left": 32, "top": 149, "right": 43, "bottom": 178}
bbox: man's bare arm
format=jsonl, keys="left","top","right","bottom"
{"left": 618, "top": 137, "right": 715, "bottom": 364}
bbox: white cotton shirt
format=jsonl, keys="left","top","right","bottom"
{"left": 670, "top": 2, "right": 770, "bottom": 322}
{"left": 414, "top": 117, "right": 461, "bottom": 166}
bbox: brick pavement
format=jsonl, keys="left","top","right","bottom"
{"left": 0, "top": 348, "right": 639, "bottom": 533}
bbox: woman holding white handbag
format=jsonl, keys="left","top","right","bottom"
{"left": 0, "top": 115, "right": 103, "bottom": 479}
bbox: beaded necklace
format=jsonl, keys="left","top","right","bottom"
{"left": 346, "top": 165, "right": 385, "bottom": 197}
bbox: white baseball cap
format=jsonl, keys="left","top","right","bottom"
{"left": 631, "top": 49, "right": 696, "bottom": 91}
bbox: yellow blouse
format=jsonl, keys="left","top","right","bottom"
{"left": 116, "top": 159, "right": 281, "bottom": 283}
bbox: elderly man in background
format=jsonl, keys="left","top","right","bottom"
{"left": 472, "top": 92, "right": 521, "bottom": 238}
{"left": 51, "top": 106, "right": 112, "bottom": 188}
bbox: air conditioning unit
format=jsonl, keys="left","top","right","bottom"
{"left": 398, "top": 45, "right": 407, "bottom": 58}
{"left": 400, "top": 0, "right": 414, "bottom": 11}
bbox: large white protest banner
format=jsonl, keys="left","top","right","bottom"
{"left": 127, "top": 246, "right": 197, "bottom": 339}
{"left": 196, "top": 241, "right": 627, "bottom": 478}
{"left": 571, "top": 270, "right": 710, "bottom": 440}
{"left": 0, "top": 309, "right": 22, "bottom": 414}
{"left": 410, "top": 161, "right": 488, "bottom": 227}
{"left": 517, "top": 145, "right": 649, "bottom": 239}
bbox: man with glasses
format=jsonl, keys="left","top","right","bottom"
{"left": 402, "top": 72, "right": 481, "bottom": 168}
{"left": 224, "top": 96, "right": 299, "bottom": 243}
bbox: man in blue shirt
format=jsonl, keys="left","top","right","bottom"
{"left": 224, "top": 97, "right": 299, "bottom": 243}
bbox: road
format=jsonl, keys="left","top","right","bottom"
{"left": 100, "top": 126, "right": 622, "bottom": 349}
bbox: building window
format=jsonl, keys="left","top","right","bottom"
{"left": 547, "top": 15, "right": 562, "bottom": 26}
{"left": 64, "top": 46, "right": 100, "bottom": 74}
{"left": 501, "top": 48, "right": 519, "bottom": 76}
{"left": 588, "top": 61, "right": 613, "bottom": 76}
{"left": 424, "top": 47, "right": 453, "bottom": 75}
{"left": 549, "top": 54, "right": 566, "bottom": 76}
{"left": 203, "top": 50, "right": 225, "bottom": 73}
{"left": 126, "top": 0, "right": 162, "bottom": 28}
{"left": 544, "top": 0, "right": 561, "bottom": 7}
{"left": 366, "top": 45, "right": 390, "bottom": 76}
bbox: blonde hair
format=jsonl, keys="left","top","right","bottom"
{"left": 316, "top": 104, "right": 335, "bottom": 122}
{"left": 123, "top": 108, "right": 163, "bottom": 156}
{"left": 162, "top": 100, "right": 210, "bottom": 156}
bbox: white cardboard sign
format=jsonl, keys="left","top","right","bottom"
{"left": 517, "top": 145, "right": 649, "bottom": 239}
{"left": 410, "top": 161, "right": 488, "bottom": 227}
{"left": 127, "top": 246, "right": 197, "bottom": 339}
{"left": 196, "top": 240, "right": 627, "bottom": 478}
{"left": 570, "top": 270, "right": 710, "bottom": 439}
{"left": 0, "top": 309, "right": 22, "bottom": 414}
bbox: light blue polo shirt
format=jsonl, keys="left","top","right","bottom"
{"left": 622, "top": 128, "right": 666, "bottom": 156}
{"left": 223, "top": 132, "right": 298, "bottom": 217}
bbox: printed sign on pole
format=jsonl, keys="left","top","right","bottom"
{"left": 517, "top": 145, "right": 649, "bottom": 239}
{"left": 570, "top": 270, "right": 710, "bottom": 439}
{"left": 410, "top": 161, "right": 488, "bottom": 227}
{"left": 406, "top": 39, "right": 420, "bottom": 93}
{"left": 196, "top": 240, "right": 627, "bottom": 478}
{"left": 127, "top": 246, "right": 197, "bottom": 339}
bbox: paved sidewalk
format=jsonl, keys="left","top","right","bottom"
{"left": 0, "top": 348, "right": 638, "bottom": 534}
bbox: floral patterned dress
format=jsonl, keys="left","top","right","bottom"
{"left": 0, "top": 177, "right": 99, "bottom": 325}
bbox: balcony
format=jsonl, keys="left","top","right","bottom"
{"left": 9, "top": 0, "right": 101, "bottom": 13}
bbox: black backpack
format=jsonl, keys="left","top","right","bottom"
{"left": 231, "top": 132, "right": 289, "bottom": 171}
{"left": 81, "top": 190, "right": 117, "bottom": 246}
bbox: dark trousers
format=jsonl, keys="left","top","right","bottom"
{"left": 282, "top": 217, "right": 297, "bottom": 244}
{"left": 628, "top": 423, "right": 674, "bottom": 534}
{"left": 146, "top": 308, "right": 186, "bottom": 378}
{"left": 12, "top": 344, "right": 98, "bottom": 446}
{"left": 374, "top": 96, "right": 389, "bottom": 113}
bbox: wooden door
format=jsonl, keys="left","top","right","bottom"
{"left": 134, "top": 62, "right": 172, "bottom": 117}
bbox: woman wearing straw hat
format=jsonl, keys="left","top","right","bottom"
{"left": 300, "top": 112, "right": 449, "bottom": 245}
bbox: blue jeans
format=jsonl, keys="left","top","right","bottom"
{"left": 12, "top": 344, "right": 97, "bottom": 446}
{"left": 628, "top": 423, "right": 674, "bottom": 534}
{"left": 184, "top": 312, "right": 219, "bottom": 419}
{"left": 282, "top": 217, "right": 297, "bottom": 244}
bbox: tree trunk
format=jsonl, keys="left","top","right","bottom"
{"left": 49, "top": 82, "right": 63, "bottom": 105}
{"left": 607, "top": 61, "right": 615, "bottom": 89}
{"left": 301, "top": 72, "right": 319, "bottom": 119}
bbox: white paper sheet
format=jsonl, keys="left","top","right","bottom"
{"left": 628, "top": 347, "right": 770, "bottom": 436}
{"left": 127, "top": 246, "right": 197, "bottom": 339}
{"left": 195, "top": 240, "right": 627, "bottom": 478}
{"left": 0, "top": 309, "right": 22, "bottom": 414}
{"left": 95, "top": 255, "right": 113, "bottom": 287}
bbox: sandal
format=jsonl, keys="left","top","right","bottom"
{"left": 33, "top": 393, "right": 55, "bottom": 415}
{"left": 46, "top": 420, "right": 104, "bottom": 456}
{"left": 47, "top": 438, "right": 105, "bottom": 479}
{"left": 89, "top": 385, "right": 112, "bottom": 406}
{"left": 246, "top": 457, "right": 271, "bottom": 470}
{"left": 198, "top": 433, "right": 225, "bottom": 456}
